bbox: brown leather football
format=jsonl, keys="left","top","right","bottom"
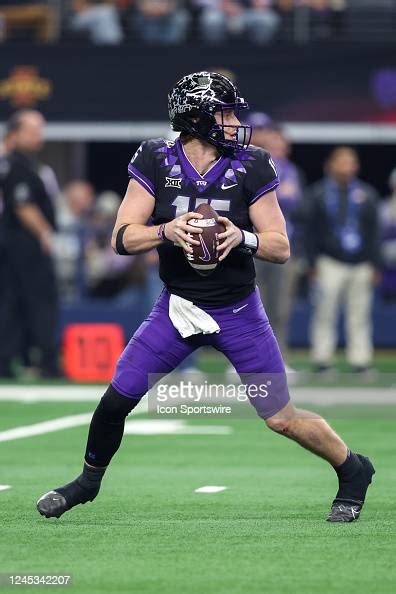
{"left": 185, "top": 203, "right": 225, "bottom": 276}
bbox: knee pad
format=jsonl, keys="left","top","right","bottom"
{"left": 97, "top": 384, "right": 140, "bottom": 423}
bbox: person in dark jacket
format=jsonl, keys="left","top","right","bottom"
{"left": 248, "top": 113, "right": 306, "bottom": 358}
{"left": 1, "top": 110, "right": 59, "bottom": 377}
{"left": 0, "top": 124, "right": 16, "bottom": 376}
{"left": 305, "top": 146, "right": 380, "bottom": 372}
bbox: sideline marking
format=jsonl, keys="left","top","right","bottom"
{"left": 0, "top": 385, "right": 394, "bottom": 405}
{"left": 195, "top": 486, "right": 227, "bottom": 494}
{"left": 0, "top": 485, "right": 11, "bottom": 492}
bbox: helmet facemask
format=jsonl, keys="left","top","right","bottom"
{"left": 198, "top": 101, "right": 252, "bottom": 154}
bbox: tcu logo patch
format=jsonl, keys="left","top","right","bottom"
{"left": 196, "top": 180, "right": 207, "bottom": 187}
{"left": 165, "top": 177, "right": 182, "bottom": 189}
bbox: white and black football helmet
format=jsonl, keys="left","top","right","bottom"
{"left": 168, "top": 71, "right": 251, "bottom": 154}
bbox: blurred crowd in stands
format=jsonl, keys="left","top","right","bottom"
{"left": 0, "top": 0, "right": 395, "bottom": 45}
{"left": 1, "top": 109, "right": 396, "bottom": 378}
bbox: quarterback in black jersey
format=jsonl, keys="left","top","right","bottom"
{"left": 37, "top": 72, "right": 375, "bottom": 523}
{"left": 127, "top": 136, "right": 279, "bottom": 305}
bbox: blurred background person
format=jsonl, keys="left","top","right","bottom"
{"left": 196, "top": 0, "right": 280, "bottom": 44}
{"left": 248, "top": 113, "right": 306, "bottom": 360}
{"left": 1, "top": 110, "right": 59, "bottom": 377}
{"left": 69, "top": 0, "right": 124, "bottom": 45}
{"left": 306, "top": 146, "right": 381, "bottom": 373}
{"left": 132, "top": 0, "right": 190, "bottom": 44}
{"left": 85, "top": 190, "right": 146, "bottom": 302}
{"left": 0, "top": 0, "right": 58, "bottom": 43}
{"left": 379, "top": 167, "right": 396, "bottom": 301}
{"left": 143, "top": 248, "right": 163, "bottom": 308}
{"left": 55, "top": 179, "right": 95, "bottom": 301}
{"left": 277, "top": 0, "right": 346, "bottom": 42}
{"left": 0, "top": 125, "right": 15, "bottom": 377}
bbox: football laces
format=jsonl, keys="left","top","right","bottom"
{"left": 186, "top": 233, "right": 194, "bottom": 260}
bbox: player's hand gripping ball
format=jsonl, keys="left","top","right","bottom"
{"left": 185, "top": 203, "right": 225, "bottom": 276}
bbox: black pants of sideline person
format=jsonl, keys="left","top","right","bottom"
{"left": 0, "top": 242, "right": 17, "bottom": 377}
{"left": 5, "top": 239, "right": 59, "bottom": 377}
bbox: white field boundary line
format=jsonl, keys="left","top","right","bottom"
{"left": 0, "top": 386, "right": 106, "bottom": 402}
{"left": 0, "top": 385, "right": 394, "bottom": 405}
{"left": 293, "top": 387, "right": 396, "bottom": 405}
{"left": 0, "top": 386, "right": 149, "bottom": 413}
{"left": 0, "top": 413, "right": 92, "bottom": 443}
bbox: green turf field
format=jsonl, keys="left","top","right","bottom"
{"left": 0, "top": 392, "right": 395, "bottom": 594}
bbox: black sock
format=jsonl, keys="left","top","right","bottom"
{"left": 78, "top": 463, "right": 106, "bottom": 490}
{"left": 55, "top": 464, "right": 105, "bottom": 507}
{"left": 333, "top": 450, "right": 365, "bottom": 502}
{"left": 84, "top": 385, "right": 140, "bottom": 467}
{"left": 334, "top": 449, "right": 361, "bottom": 479}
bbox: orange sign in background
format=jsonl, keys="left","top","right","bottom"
{"left": 63, "top": 324, "right": 125, "bottom": 382}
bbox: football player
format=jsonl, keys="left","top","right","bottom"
{"left": 37, "top": 72, "right": 374, "bottom": 522}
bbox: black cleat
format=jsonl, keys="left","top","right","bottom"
{"left": 37, "top": 477, "right": 100, "bottom": 519}
{"left": 327, "top": 499, "right": 364, "bottom": 522}
{"left": 327, "top": 454, "right": 375, "bottom": 523}
{"left": 37, "top": 490, "right": 70, "bottom": 519}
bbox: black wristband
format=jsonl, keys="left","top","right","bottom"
{"left": 163, "top": 223, "right": 169, "bottom": 241}
{"left": 115, "top": 224, "right": 131, "bottom": 255}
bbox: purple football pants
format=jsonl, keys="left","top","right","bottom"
{"left": 112, "top": 287, "right": 290, "bottom": 419}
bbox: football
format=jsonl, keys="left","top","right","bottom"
{"left": 185, "top": 203, "right": 225, "bottom": 275}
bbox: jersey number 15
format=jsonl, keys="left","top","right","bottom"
{"left": 172, "top": 196, "right": 230, "bottom": 217}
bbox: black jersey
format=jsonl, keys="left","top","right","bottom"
{"left": 128, "top": 137, "right": 279, "bottom": 305}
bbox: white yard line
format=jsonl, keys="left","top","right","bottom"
{"left": 0, "top": 413, "right": 93, "bottom": 443}
{"left": 0, "top": 485, "right": 11, "bottom": 492}
{"left": 124, "top": 420, "right": 231, "bottom": 435}
{"left": 0, "top": 414, "right": 231, "bottom": 443}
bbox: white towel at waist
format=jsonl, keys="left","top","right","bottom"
{"left": 169, "top": 294, "right": 220, "bottom": 338}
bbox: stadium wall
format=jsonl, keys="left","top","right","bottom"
{"left": 0, "top": 44, "right": 395, "bottom": 124}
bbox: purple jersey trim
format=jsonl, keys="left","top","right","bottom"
{"left": 128, "top": 163, "right": 155, "bottom": 197}
{"left": 249, "top": 178, "right": 279, "bottom": 205}
{"left": 176, "top": 138, "right": 229, "bottom": 193}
